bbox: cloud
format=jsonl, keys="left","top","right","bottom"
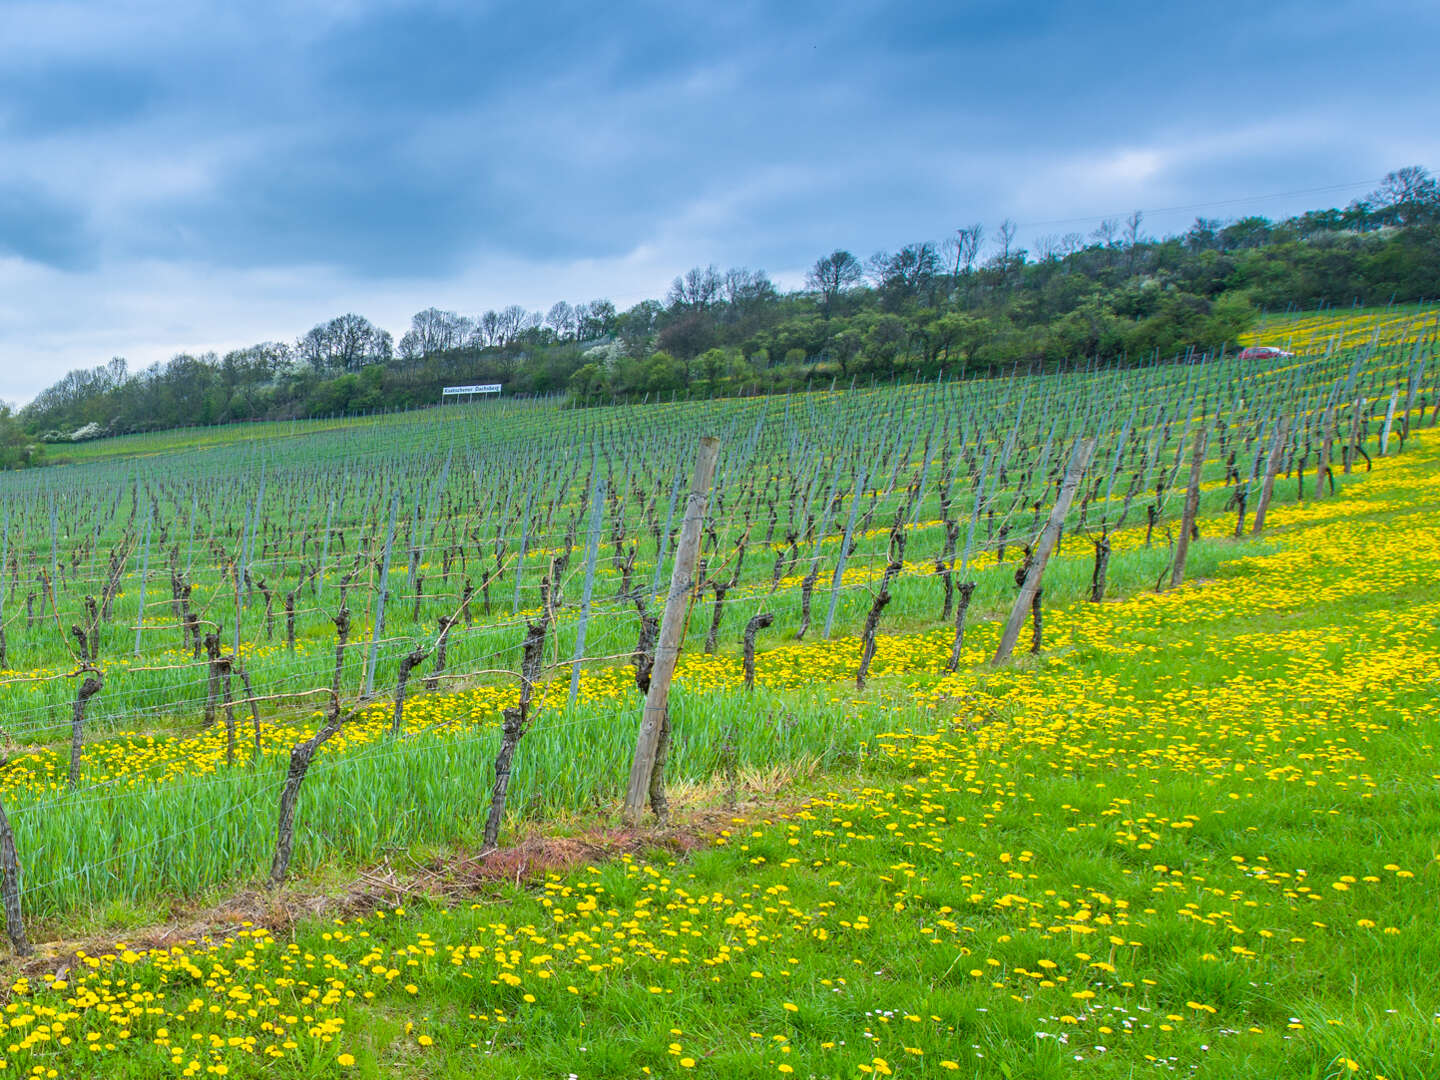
{"left": 0, "top": 0, "right": 1437, "bottom": 402}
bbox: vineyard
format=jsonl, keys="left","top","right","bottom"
{"left": 0, "top": 305, "right": 1436, "bottom": 1077}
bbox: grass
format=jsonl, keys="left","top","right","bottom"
{"left": 0, "top": 436, "right": 1376, "bottom": 923}
{"left": 0, "top": 429, "right": 1435, "bottom": 1078}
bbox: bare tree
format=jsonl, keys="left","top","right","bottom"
{"left": 994, "top": 219, "right": 1017, "bottom": 262}
{"left": 1092, "top": 218, "right": 1120, "bottom": 248}
{"left": 398, "top": 308, "right": 467, "bottom": 361}
{"left": 805, "top": 250, "right": 863, "bottom": 318}
{"left": 297, "top": 314, "right": 393, "bottom": 373}
{"left": 546, "top": 301, "right": 578, "bottom": 340}
{"left": 476, "top": 309, "right": 502, "bottom": 347}
{"left": 1366, "top": 166, "right": 1440, "bottom": 225}
{"left": 666, "top": 266, "right": 722, "bottom": 311}
{"left": 1034, "top": 234, "right": 1061, "bottom": 262}
{"left": 722, "top": 268, "right": 778, "bottom": 319}
{"left": 957, "top": 224, "right": 984, "bottom": 275}
{"left": 1123, "top": 210, "right": 1144, "bottom": 248}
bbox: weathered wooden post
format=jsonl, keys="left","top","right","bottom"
{"left": 1250, "top": 416, "right": 1291, "bottom": 536}
{"left": 1315, "top": 407, "right": 1336, "bottom": 501}
{"left": 1169, "top": 426, "right": 1209, "bottom": 589}
{"left": 992, "top": 438, "right": 1096, "bottom": 666}
{"left": 623, "top": 437, "right": 719, "bottom": 826}
{"left": 822, "top": 468, "right": 867, "bottom": 641}
{"left": 363, "top": 493, "right": 401, "bottom": 697}
{"left": 1379, "top": 388, "right": 1399, "bottom": 456}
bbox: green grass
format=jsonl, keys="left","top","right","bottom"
{"left": 0, "top": 430, "right": 1435, "bottom": 1079}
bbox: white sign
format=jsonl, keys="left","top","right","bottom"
{"left": 442, "top": 384, "right": 502, "bottom": 396}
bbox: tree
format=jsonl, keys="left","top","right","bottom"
{"left": 298, "top": 314, "right": 392, "bottom": 373}
{"left": 1123, "top": 210, "right": 1144, "bottom": 249}
{"left": 721, "top": 268, "right": 778, "bottom": 321}
{"left": 1184, "top": 218, "right": 1222, "bottom": 252}
{"left": 805, "top": 250, "right": 863, "bottom": 318}
{"left": 948, "top": 224, "right": 984, "bottom": 278}
{"left": 1218, "top": 217, "right": 1272, "bottom": 251}
{"left": 1034, "top": 234, "right": 1061, "bottom": 262}
{"left": 545, "top": 301, "right": 578, "bottom": 340}
{"left": 1123, "top": 210, "right": 1145, "bottom": 274}
{"left": 827, "top": 328, "right": 863, "bottom": 376}
{"left": 495, "top": 305, "right": 540, "bottom": 345}
{"left": 666, "top": 266, "right": 722, "bottom": 311}
{"left": 0, "top": 405, "right": 39, "bottom": 469}
{"left": 475, "top": 310, "right": 502, "bottom": 347}
{"left": 578, "top": 299, "right": 617, "bottom": 340}
{"left": 994, "top": 219, "right": 1018, "bottom": 262}
{"left": 398, "top": 308, "right": 467, "bottom": 362}
{"left": 869, "top": 243, "right": 941, "bottom": 310}
{"left": 1366, "top": 166, "right": 1440, "bottom": 226}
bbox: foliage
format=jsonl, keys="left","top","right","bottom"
{"left": 0, "top": 405, "right": 41, "bottom": 469}
{"left": 17, "top": 169, "right": 1440, "bottom": 436}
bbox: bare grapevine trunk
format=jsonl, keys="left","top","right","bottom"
{"left": 742, "top": 612, "right": 774, "bottom": 690}
{"left": 68, "top": 670, "right": 104, "bottom": 789}
{"left": 482, "top": 616, "right": 549, "bottom": 851}
{"left": 270, "top": 693, "right": 346, "bottom": 887}
{"left": 390, "top": 648, "right": 429, "bottom": 736}
{"left": 944, "top": 582, "right": 977, "bottom": 673}
{"left": 795, "top": 561, "right": 819, "bottom": 640}
{"left": 856, "top": 515, "right": 907, "bottom": 690}
{"left": 0, "top": 792, "right": 30, "bottom": 956}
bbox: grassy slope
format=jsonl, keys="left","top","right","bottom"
{"left": 1, "top": 440, "right": 1436, "bottom": 1078}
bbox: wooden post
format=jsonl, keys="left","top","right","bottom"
{"left": 569, "top": 473, "right": 605, "bottom": 706}
{"left": 1250, "top": 416, "right": 1291, "bottom": 536}
{"left": 992, "top": 438, "right": 1095, "bottom": 666}
{"left": 1169, "top": 426, "right": 1209, "bottom": 589}
{"left": 1343, "top": 399, "right": 1361, "bottom": 474}
{"left": 1380, "top": 388, "right": 1399, "bottom": 455}
{"left": 1315, "top": 407, "right": 1335, "bottom": 501}
{"left": 133, "top": 508, "right": 152, "bottom": 657}
{"left": 822, "top": 468, "right": 867, "bottom": 640}
{"left": 623, "top": 436, "right": 719, "bottom": 826}
{"left": 364, "top": 493, "right": 401, "bottom": 697}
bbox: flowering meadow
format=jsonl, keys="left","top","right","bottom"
{"left": 0, "top": 403, "right": 1434, "bottom": 1076}
{"left": 0, "top": 309, "right": 1436, "bottom": 1077}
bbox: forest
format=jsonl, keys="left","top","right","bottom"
{"left": 14, "top": 166, "right": 1440, "bottom": 447}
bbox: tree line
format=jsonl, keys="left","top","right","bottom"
{"left": 14, "top": 166, "right": 1440, "bottom": 448}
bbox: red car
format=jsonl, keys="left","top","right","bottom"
{"left": 1238, "top": 345, "right": 1295, "bottom": 360}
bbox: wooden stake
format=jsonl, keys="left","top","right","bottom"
{"left": 992, "top": 438, "right": 1096, "bottom": 666}
{"left": 1250, "top": 416, "right": 1291, "bottom": 536}
{"left": 623, "top": 436, "right": 719, "bottom": 825}
{"left": 1169, "top": 426, "right": 1209, "bottom": 589}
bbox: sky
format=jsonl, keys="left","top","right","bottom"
{"left": 1, "top": 0, "right": 1437, "bottom": 405}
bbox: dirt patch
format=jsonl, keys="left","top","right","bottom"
{"left": 12, "top": 799, "right": 764, "bottom": 982}
{"left": 430, "top": 817, "right": 720, "bottom": 893}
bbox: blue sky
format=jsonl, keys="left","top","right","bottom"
{"left": 1, "top": 0, "right": 1436, "bottom": 403}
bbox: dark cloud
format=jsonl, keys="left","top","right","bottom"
{"left": 0, "top": 181, "right": 92, "bottom": 268}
